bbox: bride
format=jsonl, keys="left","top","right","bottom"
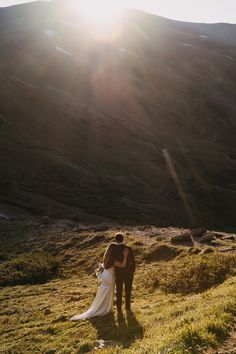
{"left": 70, "top": 243, "right": 129, "bottom": 320}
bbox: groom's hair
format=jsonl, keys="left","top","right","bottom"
{"left": 115, "top": 233, "right": 124, "bottom": 243}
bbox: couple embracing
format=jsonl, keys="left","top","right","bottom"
{"left": 70, "top": 233, "right": 135, "bottom": 321}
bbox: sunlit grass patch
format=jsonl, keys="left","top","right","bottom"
{"left": 0, "top": 224, "right": 235, "bottom": 353}
{"left": 1, "top": 270, "right": 235, "bottom": 353}
{"left": 132, "top": 277, "right": 236, "bottom": 354}
{"left": 142, "top": 253, "right": 236, "bottom": 294}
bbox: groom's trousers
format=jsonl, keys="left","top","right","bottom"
{"left": 115, "top": 272, "right": 134, "bottom": 311}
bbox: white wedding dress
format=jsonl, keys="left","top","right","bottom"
{"left": 70, "top": 266, "right": 115, "bottom": 321}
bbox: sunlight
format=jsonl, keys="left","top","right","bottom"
{"left": 77, "top": 0, "right": 124, "bottom": 38}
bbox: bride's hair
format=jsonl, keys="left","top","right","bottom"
{"left": 103, "top": 243, "right": 117, "bottom": 269}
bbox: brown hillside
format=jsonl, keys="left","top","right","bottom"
{"left": 0, "top": 1, "right": 236, "bottom": 229}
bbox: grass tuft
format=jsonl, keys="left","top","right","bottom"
{"left": 206, "top": 319, "right": 229, "bottom": 341}
{"left": 78, "top": 342, "right": 94, "bottom": 353}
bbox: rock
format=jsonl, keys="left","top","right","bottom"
{"left": 210, "top": 232, "right": 224, "bottom": 239}
{"left": 220, "top": 247, "right": 236, "bottom": 253}
{"left": 94, "top": 340, "right": 121, "bottom": 349}
{"left": 191, "top": 228, "right": 207, "bottom": 239}
{"left": 201, "top": 247, "right": 215, "bottom": 254}
{"left": 223, "top": 235, "right": 235, "bottom": 241}
{"left": 198, "top": 233, "right": 216, "bottom": 244}
{"left": 170, "top": 232, "right": 193, "bottom": 246}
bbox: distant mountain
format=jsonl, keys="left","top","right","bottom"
{"left": 0, "top": 0, "right": 236, "bottom": 229}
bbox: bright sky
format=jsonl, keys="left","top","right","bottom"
{"left": 1, "top": 0, "right": 236, "bottom": 24}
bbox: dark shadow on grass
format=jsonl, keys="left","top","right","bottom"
{"left": 89, "top": 312, "right": 119, "bottom": 341}
{"left": 125, "top": 310, "right": 144, "bottom": 346}
{"left": 89, "top": 310, "right": 144, "bottom": 348}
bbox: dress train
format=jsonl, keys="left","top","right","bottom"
{"left": 70, "top": 266, "right": 115, "bottom": 320}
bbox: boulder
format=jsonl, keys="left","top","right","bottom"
{"left": 198, "top": 233, "right": 216, "bottom": 244}
{"left": 170, "top": 232, "right": 193, "bottom": 246}
{"left": 191, "top": 228, "right": 207, "bottom": 240}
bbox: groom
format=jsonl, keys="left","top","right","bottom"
{"left": 114, "top": 233, "right": 135, "bottom": 312}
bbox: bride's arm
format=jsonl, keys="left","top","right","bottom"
{"left": 114, "top": 248, "right": 129, "bottom": 268}
{"left": 103, "top": 245, "right": 113, "bottom": 269}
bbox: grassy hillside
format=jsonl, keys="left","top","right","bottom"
{"left": 0, "top": 218, "right": 235, "bottom": 353}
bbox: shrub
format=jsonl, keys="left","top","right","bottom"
{"left": 143, "top": 253, "right": 236, "bottom": 294}
{"left": 0, "top": 253, "right": 60, "bottom": 287}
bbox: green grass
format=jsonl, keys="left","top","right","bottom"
{"left": 0, "top": 222, "right": 235, "bottom": 353}
{"left": 0, "top": 253, "right": 60, "bottom": 286}
{"left": 0, "top": 267, "right": 235, "bottom": 353}
{"left": 142, "top": 253, "right": 236, "bottom": 294}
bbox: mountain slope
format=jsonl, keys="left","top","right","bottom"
{"left": 0, "top": 1, "right": 236, "bottom": 229}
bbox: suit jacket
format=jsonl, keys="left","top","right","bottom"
{"left": 115, "top": 243, "right": 136, "bottom": 276}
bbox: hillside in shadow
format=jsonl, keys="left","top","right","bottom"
{"left": 0, "top": 0, "right": 236, "bottom": 229}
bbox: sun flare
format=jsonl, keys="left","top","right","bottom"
{"left": 77, "top": 0, "right": 124, "bottom": 38}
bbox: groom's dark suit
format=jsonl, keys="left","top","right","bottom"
{"left": 114, "top": 243, "right": 135, "bottom": 311}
